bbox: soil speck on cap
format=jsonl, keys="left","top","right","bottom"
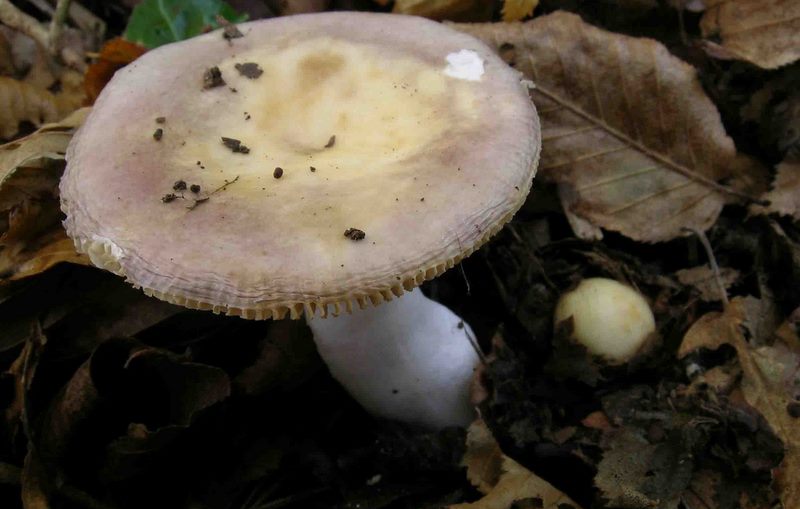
{"left": 161, "top": 193, "right": 179, "bottom": 203}
{"left": 221, "top": 137, "right": 250, "bottom": 154}
{"left": 173, "top": 180, "right": 187, "bottom": 191}
{"left": 324, "top": 135, "right": 336, "bottom": 148}
{"left": 273, "top": 167, "right": 284, "bottom": 179}
{"left": 203, "top": 66, "right": 226, "bottom": 89}
{"left": 235, "top": 62, "right": 263, "bottom": 79}
{"left": 190, "top": 184, "right": 201, "bottom": 193}
{"left": 220, "top": 21, "right": 243, "bottom": 41}
{"left": 344, "top": 228, "right": 366, "bottom": 241}
{"left": 155, "top": 117, "right": 165, "bottom": 124}
{"left": 310, "top": 166, "right": 316, "bottom": 172}
{"left": 153, "top": 128, "right": 163, "bottom": 141}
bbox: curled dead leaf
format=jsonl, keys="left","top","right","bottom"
{"left": 455, "top": 13, "right": 766, "bottom": 242}
{"left": 450, "top": 419, "right": 582, "bottom": 509}
{"left": 699, "top": 0, "right": 800, "bottom": 69}
{"left": 0, "top": 109, "right": 90, "bottom": 283}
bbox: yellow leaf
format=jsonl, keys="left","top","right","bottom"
{"left": 502, "top": 0, "right": 538, "bottom": 22}
{"left": 700, "top": 0, "right": 800, "bottom": 69}
{"left": 450, "top": 420, "right": 582, "bottom": 509}
{"left": 454, "top": 13, "right": 766, "bottom": 242}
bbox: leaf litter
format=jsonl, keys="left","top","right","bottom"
{"left": 1, "top": 1, "right": 800, "bottom": 509}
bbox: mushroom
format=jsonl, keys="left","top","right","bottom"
{"left": 60, "top": 13, "right": 541, "bottom": 429}
{"left": 554, "top": 278, "right": 656, "bottom": 365}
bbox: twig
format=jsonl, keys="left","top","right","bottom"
{"left": 48, "top": 0, "right": 71, "bottom": 55}
{"left": 682, "top": 226, "right": 729, "bottom": 306}
{"left": 187, "top": 175, "right": 240, "bottom": 210}
{"left": 0, "top": 0, "right": 49, "bottom": 49}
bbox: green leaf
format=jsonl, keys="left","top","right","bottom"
{"left": 124, "top": 0, "right": 248, "bottom": 49}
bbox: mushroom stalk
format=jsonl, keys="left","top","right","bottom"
{"left": 307, "top": 288, "right": 479, "bottom": 429}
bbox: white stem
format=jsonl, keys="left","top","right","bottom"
{"left": 307, "top": 288, "right": 479, "bottom": 429}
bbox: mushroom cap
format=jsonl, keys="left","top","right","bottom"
{"left": 60, "top": 12, "right": 540, "bottom": 320}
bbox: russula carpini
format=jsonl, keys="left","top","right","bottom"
{"left": 554, "top": 278, "right": 656, "bottom": 365}
{"left": 60, "top": 13, "right": 541, "bottom": 428}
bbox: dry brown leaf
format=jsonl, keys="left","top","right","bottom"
{"left": 0, "top": 109, "right": 90, "bottom": 282}
{"left": 700, "top": 0, "right": 800, "bottom": 69}
{"left": 502, "top": 0, "right": 538, "bottom": 22}
{"left": 455, "top": 13, "right": 765, "bottom": 242}
{"left": 679, "top": 297, "right": 800, "bottom": 508}
{"left": 392, "top": 0, "right": 492, "bottom": 21}
{"left": 753, "top": 159, "right": 800, "bottom": 221}
{"left": 450, "top": 419, "right": 582, "bottom": 509}
{"left": 675, "top": 264, "right": 740, "bottom": 302}
{"left": 595, "top": 429, "right": 691, "bottom": 509}
{"left": 0, "top": 107, "right": 88, "bottom": 186}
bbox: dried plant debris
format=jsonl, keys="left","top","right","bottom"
{"left": 454, "top": 13, "right": 766, "bottom": 242}
{"left": 202, "top": 66, "right": 225, "bottom": 89}
{"left": 344, "top": 228, "right": 365, "bottom": 241}
{"left": 220, "top": 136, "right": 249, "bottom": 154}
{"left": 234, "top": 62, "right": 263, "bottom": 79}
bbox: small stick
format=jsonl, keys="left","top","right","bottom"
{"left": 0, "top": 0, "right": 49, "bottom": 49}
{"left": 49, "top": 0, "right": 71, "bottom": 55}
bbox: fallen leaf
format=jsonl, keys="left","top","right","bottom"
{"left": 455, "top": 13, "right": 765, "bottom": 242}
{"left": 752, "top": 159, "right": 800, "bottom": 221}
{"left": 699, "top": 0, "right": 800, "bottom": 69}
{"left": 502, "top": 0, "right": 538, "bottom": 22}
{"left": 0, "top": 107, "right": 88, "bottom": 185}
{"left": 595, "top": 429, "right": 693, "bottom": 509}
{"left": 83, "top": 38, "right": 147, "bottom": 104}
{"left": 0, "top": 109, "right": 90, "bottom": 282}
{"left": 675, "top": 264, "right": 740, "bottom": 303}
{"left": 392, "top": 0, "right": 493, "bottom": 21}
{"left": 450, "top": 419, "right": 582, "bottom": 509}
{"left": 679, "top": 297, "right": 800, "bottom": 508}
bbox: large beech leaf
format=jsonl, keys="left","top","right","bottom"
{"left": 699, "top": 0, "right": 800, "bottom": 69}
{"left": 455, "top": 13, "right": 765, "bottom": 242}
